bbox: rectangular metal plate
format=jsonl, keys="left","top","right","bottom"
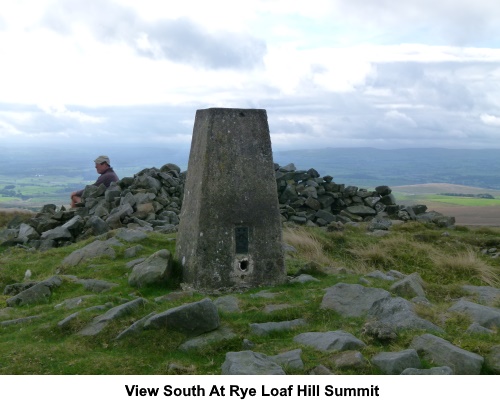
{"left": 235, "top": 227, "right": 249, "bottom": 254}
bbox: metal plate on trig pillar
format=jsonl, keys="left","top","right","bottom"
{"left": 235, "top": 227, "right": 249, "bottom": 254}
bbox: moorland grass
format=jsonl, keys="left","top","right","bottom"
{"left": 0, "top": 222, "right": 499, "bottom": 374}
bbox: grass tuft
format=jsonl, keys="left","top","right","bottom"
{"left": 430, "top": 247, "right": 500, "bottom": 287}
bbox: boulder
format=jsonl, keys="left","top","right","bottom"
{"left": 410, "top": 333, "right": 484, "bottom": 374}
{"left": 143, "top": 298, "right": 220, "bottom": 337}
{"left": 293, "top": 330, "right": 366, "bottom": 352}
{"left": 320, "top": 283, "right": 390, "bottom": 317}
{"left": 371, "top": 349, "right": 421, "bottom": 374}
{"left": 221, "top": 351, "right": 285, "bottom": 375}
{"left": 128, "top": 249, "right": 173, "bottom": 288}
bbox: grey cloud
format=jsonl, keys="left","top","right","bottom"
{"left": 42, "top": 0, "right": 266, "bottom": 69}
{"left": 368, "top": 62, "right": 478, "bottom": 111}
{"left": 269, "top": 117, "right": 316, "bottom": 135}
{"left": 143, "top": 18, "right": 266, "bottom": 69}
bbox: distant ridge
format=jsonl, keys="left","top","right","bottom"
{"left": 273, "top": 148, "right": 500, "bottom": 190}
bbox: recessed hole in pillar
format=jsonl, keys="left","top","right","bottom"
{"left": 239, "top": 259, "right": 249, "bottom": 271}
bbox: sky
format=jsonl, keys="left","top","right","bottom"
{"left": 1, "top": 0, "right": 500, "bottom": 152}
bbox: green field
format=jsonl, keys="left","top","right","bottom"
{"left": 425, "top": 195, "right": 500, "bottom": 207}
{"left": 0, "top": 174, "right": 88, "bottom": 209}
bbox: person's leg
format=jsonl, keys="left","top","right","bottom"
{"left": 71, "top": 193, "right": 81, "bottom": 208}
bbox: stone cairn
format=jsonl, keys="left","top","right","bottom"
{"left": 0, "top": 162, "right": 455, "bottom": 250}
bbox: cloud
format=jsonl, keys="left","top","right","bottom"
{"left": 38, "top": 104, "right": 105, "bottom": 124}
{"left": 42, "top": 0, "right": 266, "bottom": 69}
{"left": 0, "top": 120, "right": 22, "bottom": 136}
{"left": 2, "top": 1, "right": 500, "bottom": 151}
{"left": 332, "top": 0, "right": 500, "bottom": 47}
{"left": 379, "top": 110, "right": 417, "bottom": 129}
{"left": 480, "top": 113, "right": 500, "bottom": 126}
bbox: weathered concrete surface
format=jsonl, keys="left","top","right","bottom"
{"left": 176, "top": 108, "right": 285, "bottom": 290}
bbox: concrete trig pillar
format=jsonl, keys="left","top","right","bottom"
{"left": 176, "top": 108, "right": 286, "bottom": 290}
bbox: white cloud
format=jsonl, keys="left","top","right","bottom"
{"left": 0, "top": 120, "right": 22, "bottom": 136}
{"left": 1, "top": 0, "right": 500, "bottom": 150}
{"left": 480, "top": 113, "right": 500, "bottom": 126}
{"left": 38, "top": 104, "right": 105, "bottom": 124}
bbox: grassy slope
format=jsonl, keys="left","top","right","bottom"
{"left": 1, "top": 215, "right": 499, "bottom": 375}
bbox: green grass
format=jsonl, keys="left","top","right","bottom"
{"left": 1, "top": 223, "right": 499, "bottom": 375}
{"left": 424, "top": 195, "right": 500, "bottom": 207}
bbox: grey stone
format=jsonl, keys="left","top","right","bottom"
{"left": 367, "top": 216, "right": 392, "bottom": 231}
{"left": 3, "top": 281, "right": 38, "bottom": 296}
{"left": 178, "top": 326, "right": 237, "bottom": 352}
{"left": 17, "top": 224, "right": 39, "bottom": 242}
{"left": 86, "top": 216, "right": 110, "bottom": 236}
{"left": 213, "top": 296, "right": 241, "bottom": 313}
{"left": 78, "top": 297, "right": 147, "bottom": 336}
{"left": 106, "top": 203, "right": 134, "bottom": 228}
{"left": 361, "top": 321, "right": 397, "bottom": 342}
{"left": 410, "top": 333, "right": 484, "bottom": 374}
{"left": 61, "top": 215, "right": 84, "bottom": 234}
{"left": 346, "top": 205, "right": 377, "bottom": 217}
{"left": 314, "top": 209, "right": 336, "bottom": 223}
{"left": 128, "top": 249, "right": 173, "bottom": 288}
{"left": 448, "top": 299, "right": 500, "bottom": 328}
{"left": 390, "top": 273, "right": 426, "bottom": 298}
{"left": 368, "top": 297, "right": 444, "bottom": 333}
{"left": 269, "top": 349, "right": 304, "bottom": 371}
{"left": 1, "top": 315, "right": 41, "bottom": 327}
{"left": 75, "top": 279, "right": 119, "bottom": 293}
{"left": 320, "top": 283, "right": 391, "bottom": 317}
{"left": 387, "top": 269, "right": 406, "bottom": 279}
{"left": 57, "top": 305, "right": 110, "bottom": 329}
{"left": 250, "top": 319, "right": 307, "bottom": 336}
{"left": 124, "top": 245, "right": 144, "bottom": 258}
{"left": 485, "top": 345, "right": 500, "bottom": 374}
{"left": 221, "top": 351, "right": 285, "bottom": 375}
{"left": 62, "top": 239, "right": 118, "bottom": 267}
{"left": 330, "top": 351, "right": 367, "bottom": 370}
{"left": 115, "top": 311, "right": 157, "bottom": 340}
{"left": 465, "top": 323, "right": 495, "bottom": 335}
{"left": 401, "top": 366, "right": 453, "bottom": 375}
{"left": 6, "top": 276, "right": 62, "bottom": 307}
{"left": 290, "top": 274, "right": 320, "bottom": 284}
{"left": 365, "top": 270, "right": 396, "bottom": 281}
{"left": 309, "top": 365, "right": 334, "bottom": 375}
{"left": 144, "top": 298, "right": 220, "bottom": 337}
{"left": 54, "top": 295, "right": 96, "bottom": 310}
{"left": 40, "top": 226, "right": 72, "bottom": 241}
{"left": 293, "top": 330, "right": 366, "bottom": 352}
{"left": 461, "top": 285, "right": 500, "bottom": 306}
{"left": 372, "top": 349, "right": 422, "bottom": 374}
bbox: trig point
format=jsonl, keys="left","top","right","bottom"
{"left": 176, "top": 108, "right": 286, "bottom": 290}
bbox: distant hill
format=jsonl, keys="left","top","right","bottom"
{"left": 273, "top": 147, "right": 500, "bottom": 190}
{"left": 2, "top": 145, "right": 499, "bottom": 189}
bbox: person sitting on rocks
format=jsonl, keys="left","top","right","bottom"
{"left": 70, "top": 155, "right": 119, "bottom": 208}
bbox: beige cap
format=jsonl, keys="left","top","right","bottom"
{"left": 94, "top": 155, "right": 110, "bottom": 165}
